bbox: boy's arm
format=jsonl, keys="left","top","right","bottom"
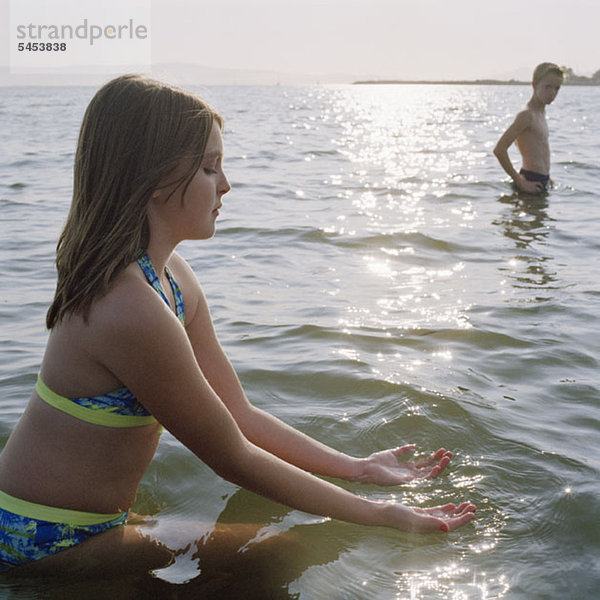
{"left": 493, "top": 111, "right": 542, "bottom": 193}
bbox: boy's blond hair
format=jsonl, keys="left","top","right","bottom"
{"left": 532, "top": 62, "right": 564, "bottom": 85}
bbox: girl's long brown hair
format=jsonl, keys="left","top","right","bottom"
{"left": 46, "top": 74, "right": 222, "bottom": 329}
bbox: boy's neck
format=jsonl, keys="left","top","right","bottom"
{"left": 528, "top": 95, "right": 546, "bottom": 113}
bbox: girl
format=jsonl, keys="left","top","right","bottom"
{"left": 0, "top": 75, "right": 475, "bottom": 576}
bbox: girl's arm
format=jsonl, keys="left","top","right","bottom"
{"left": 98, "top": 275, "right": 475, "bottom": 534}
{"left": 174, "top": 255, "right": 452, "bottom": 484}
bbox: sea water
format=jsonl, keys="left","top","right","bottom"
{"left": 0, "top": 83, "right": 598, "bottom": 599}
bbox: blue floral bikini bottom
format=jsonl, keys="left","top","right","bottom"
{"left": 0, "top": 489, "right": 127, "bottom": 572}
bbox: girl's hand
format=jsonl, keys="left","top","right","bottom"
{"left": 387, "top": 501, "right": 477, "bottom": 533}
{"left": 353, "top": 446, "right": 452, "bottom": 485}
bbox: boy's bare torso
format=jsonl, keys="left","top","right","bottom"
{"left": 516, "top": 106, "right": 550, "bottom": 175}
{"left": 493, "top": 68, "right": 562, "bottom": 193}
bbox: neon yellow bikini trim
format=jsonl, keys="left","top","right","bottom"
{"left": 0, "top": 489, "right": 125, "bottom": 526}
{"left": 35, "top": 375, "right": 157, "bottom": 428}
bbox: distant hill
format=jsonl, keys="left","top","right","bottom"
{"left": 354, "top": 79, "right": 599, "bottom": 86}
{"left": 354, "top": 79, "right": 530, "bottom": 86}
{"left": 0, "top": 62, "right": 354, "bottom": 86}
{"left": 2, "top": 62, "right": 598, "bottom": 87}
{"left": 355, "top": 67, "right": 600, "bottom": 86}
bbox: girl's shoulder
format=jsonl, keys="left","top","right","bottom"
{"left": 87, "top": 252, "right": 205, "bottom": 335}
{"left": 166, "top": 251, "right": 200, "bottom": 289}
{"left": 165, "top": 251, "right": 206, "bottom": 319}
{"left": 88, "top": 261, "right": 164, "bottom": 331}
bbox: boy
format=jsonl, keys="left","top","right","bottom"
{"left": 494, "top": 62, "right": 564, "bottom": 194}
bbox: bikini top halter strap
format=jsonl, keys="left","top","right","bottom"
{"left": 137, "top": 253, "right": 186, "bottom": 325}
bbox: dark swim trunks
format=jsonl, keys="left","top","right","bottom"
{"left": 519, "top": 168, "right": 550, "bottom": 191}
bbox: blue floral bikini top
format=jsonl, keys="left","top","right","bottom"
{"left": 35, "top": 253, "right": 185, "bottom": 428}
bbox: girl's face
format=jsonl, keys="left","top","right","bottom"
{"left": 151, "top": 122, "right": 230, "bottom": 243}
{"left": 179, "top": 122, "right": 230, "bottom": 240}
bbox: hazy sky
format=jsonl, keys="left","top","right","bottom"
{"left": 2, "top": 0, "right": 600, "bottom": 83}
{"left": 151, "top": 0, "right": 600, "bottom": 80}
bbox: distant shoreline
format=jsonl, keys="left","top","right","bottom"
{"left": 354, "top": 79, "right": 600, "bottom": 86}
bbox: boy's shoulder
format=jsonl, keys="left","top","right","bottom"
{"left": 511, "top": 107, "right": 535, "bottom": 130}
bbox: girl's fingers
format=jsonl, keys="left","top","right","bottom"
{"left": 427, "top": 465, "right": 442, "bottom": 479}
{"left": 416, "top": 503, "right": 455, "bottom": 516}
{"left": 391, "top": 445, "right": 416, "bottom": 457}
{"left": 415, "top": 448, "right": 452, "bottom": 467}
{"left": 453, "top": 502, "right": 477, "bottom": 514}
{"left": 445, "top": 510, "right": 477, "bottom": 531}
{"left": 424, "top": 456, "right": 451, "bottom": 479}
{"left": 421, "top": 503, "right": 476, "bottom": 518}
{"left": 409, "top": 502, "right": 476, "bottom": 532}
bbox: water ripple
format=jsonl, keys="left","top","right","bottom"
{"left": 1, "top": 84, "right": 599, "bottom": 599}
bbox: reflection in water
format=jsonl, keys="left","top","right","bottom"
{"left": 494, "top": 193, "right": 557, "bottom": 291}
{"left": 126, "top": 489, "right": 345, "bottom": 599}
{"left": 2, "top": 497, "right": 345, "bottom": 600}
